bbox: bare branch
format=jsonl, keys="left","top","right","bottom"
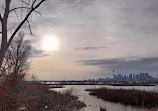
{"left": 8, "top": 23, "right": 17, "bottom": 31}
{"left": 9, "top": 7, "right": 31, "bottom": 12}
{"left": 26, "top": 20, "right": 33, "bottom": 35}
{"left": 12, "top": 9, "right": 20, "bottom": 22}
{"left": 32, "top": 0, "right": 38, "bottom": 8}
{"left": 10, "top": 7, "right": 41, "bottom": 15}
{"left": 21, "top": 0, "right": 31, "bottom": 6}
{"left": 7, "top": 0, "right": 46, "bottom": 48}
{"left": 34, "top": 10, "right": 41, "bottom": 15}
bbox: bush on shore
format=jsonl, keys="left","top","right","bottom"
{"left": 86, "top": 88, "right": 158, "bottom": 108}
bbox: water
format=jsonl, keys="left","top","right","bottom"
{"left": 52, "top": 85, "right": 158, "bottom": 111}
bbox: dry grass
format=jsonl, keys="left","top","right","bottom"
{"left": 86, "top": 88, "right": 158, "bottom": 108}
{"left": 0, "top": 76, "right": 86, "bottom": 111}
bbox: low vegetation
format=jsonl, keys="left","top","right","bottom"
{"left": 86, "top": 88, "right": 158, "bottom": 108}
{"left": 0, "top": 76, "right": 86, "bottom": 111}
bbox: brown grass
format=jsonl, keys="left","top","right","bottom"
{"left": 0, "top": 76, "right": 86, "bottom": 111}
{"left": 86, "top": 88, "right": 158, "bottom": 108}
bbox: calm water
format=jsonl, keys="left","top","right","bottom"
{"left": 52, "top": 85, "right": 158, "bottom": 111}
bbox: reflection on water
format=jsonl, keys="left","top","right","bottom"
{"left": 52, "top": 85, "right": 158, "bottom": 111}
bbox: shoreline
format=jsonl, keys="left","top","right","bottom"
{"left": 45, "top": 83, "right": 155, "bottom": 86}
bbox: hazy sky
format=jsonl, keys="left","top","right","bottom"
{"left": 21, "top": 0, "right": 158, "bottom": 80}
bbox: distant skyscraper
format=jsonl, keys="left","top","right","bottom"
{"left": 113, "top": 66, "right": 115, "bottom": 78}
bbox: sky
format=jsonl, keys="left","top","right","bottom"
{"left": 3, "top": 0, "right": 158, "bottom": 80}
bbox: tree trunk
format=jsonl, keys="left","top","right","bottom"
{"left": 0, "top": 0, "right": 11, "bottom": 69}
{"left": 0, "top": 30, "right": 8, "bottom": 69}
{"left": 0, "top": 46, "right": 7, "bottom": 68}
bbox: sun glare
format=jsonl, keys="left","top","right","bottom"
{"left": 42, "top": 36, "right": 59, "bottom": 51}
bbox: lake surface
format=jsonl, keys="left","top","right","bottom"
{"left": 52, "top": 85, "right": 158, "bottom": 111}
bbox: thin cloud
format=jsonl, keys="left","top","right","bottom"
{"left": 31, "top": 47, "right": 49, "bottom": 58}
{"left": 75, "top": 46, "right": 106, "bottom": 50}
{"left": 78, "top": 57, "right": 158, "bottom": 72}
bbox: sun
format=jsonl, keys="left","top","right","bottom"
{"left": 42, "top": 36, "right": 59, "bottom": 51}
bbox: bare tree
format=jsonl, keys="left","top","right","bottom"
{"left": 0, "top": 0, "right": 46, "bottom": 68}
{"left": 1, "top": 32, "right": 31, "bottom": 90}
{"left": 2, "top": 32, "right": 31, "bottom": 76}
